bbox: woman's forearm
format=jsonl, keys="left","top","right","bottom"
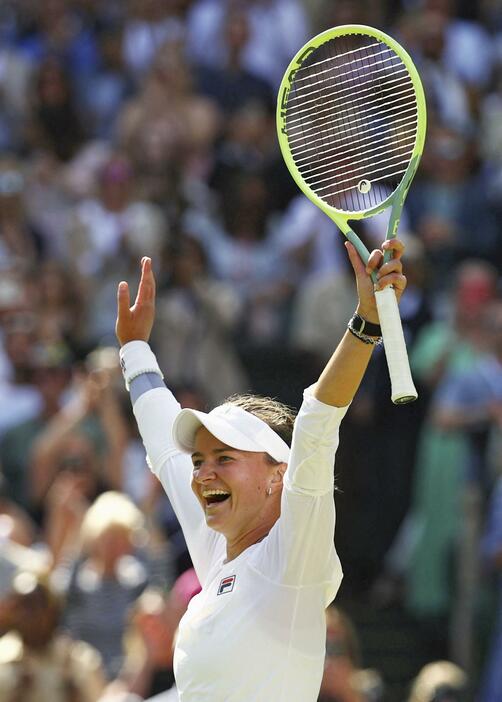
{"left": 313, "top": 330, "right": 375, "bottom": 408}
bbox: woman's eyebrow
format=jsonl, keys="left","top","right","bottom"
{"left": 191, "top": 447, "right": 235, "bottom": 459}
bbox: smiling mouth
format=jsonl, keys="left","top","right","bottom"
{"left": 202, "top": 490, "right": 231, "bottom": 507}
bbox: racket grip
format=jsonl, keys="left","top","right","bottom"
{"left": 374, "top": 286, "right": 418, "bottom": 404}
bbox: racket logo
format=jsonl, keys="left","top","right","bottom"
{"left": 280, "top": 44, "right": 318, "bottom": 133}
{"left": 357, "top": 179, "right": 372, "bottom": 194}
{"left": 279, "top": 86, "right": 290, "bottom": 133}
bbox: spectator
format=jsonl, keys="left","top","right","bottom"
{"left": 0, "top": 340, "right": 72, "bottom": 512}
{"left": 0, "top": 571, "right": 106, "bottom": 701}
{"left": 152, "top": 234, "right": 249, "bottom": 407}
{"left": 83, "top": 23, "right": 135, "bottom": 140}
{"left": 433, "top": 300, "right": 502, "bottom": 488}
{"left": 66, "top": 153, "right": 168, "bottom": 341}
{"left": 422, "top": 0, "right": 495, "bottom": 92}
{"left": 187, "top": 171, "right": 291, "bottom": 345}
{"left": 107, "top": 568, "right": 201, "bottom": 700}
{"left": 67, "top": 154, "right": 144, "bottom": 276}
{"left": 0, "top": 41, "right": 33, "bottom": 151}
{"left": 289, "top": 264, "right": 357, "bottom": 369}
{"left": 0, "top": 156, "right": 44, "bottom": 267}
{"left": 29, "top": 358, "right": 128, "bottom": 519}
{"left": 58, "top": 492, "right": 157, "bottom": 680}
{"left": 411, "top": 9, "right": 473, "bottom": 133}
{"left": 318, "top": 606, "right": 384, "bottom": 702}
{"left": 273, "top": 196, "right": 350, "bottom": 291}
{"left": 479, "top": 476, "right": 502, "bottom": 701}
{"left": 0, "top": 496, "right": 50, "bottom": 601}
{"left": 117, "top": 39, "right": 221, "bottom": 188}
{"left": 194, "top": 7, "right": 274, "bottom": 114}
{"left": 29, "top": 260, "right": 88, "bottom": 352}
{"left": 122, "top": 0, "right": 186, "bottom": 81}
{"left": 14, "top": 0, "right": 99, "bottom": 91}
{"left": 186, "top": 0, "right": 310, "bottom": 88}
{"left": 407, "top": 122, "right": 497, "bottom": 289}
{"left": 0, "top": 312, "right": 42, "bottom": 439}
{"left": 374, "top": 260, "right": 498, "bottom": 657}
{"left": 314, "top": 0, "right": 377, "bottom": 32}
{"left": 209, "top": 98, "right": 294, "bottom": 212}
{"left": 24, "top": 55, "right": 88, "bottom": 163}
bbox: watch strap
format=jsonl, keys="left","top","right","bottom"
{"left": 349, "top": 313, "right": 382, "bottom": 337}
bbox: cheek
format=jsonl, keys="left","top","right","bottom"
{"left": 237, "top": 472, "right": 268, "bottom": 501}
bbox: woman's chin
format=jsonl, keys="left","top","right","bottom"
{"left": 204, "top": 497, "right": 231, "bottom": 530}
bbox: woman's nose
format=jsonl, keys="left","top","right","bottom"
{"left": 193, "top": 461, "right": 217, "bottom": 482}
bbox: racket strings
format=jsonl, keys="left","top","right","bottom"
{"left": 292, "top": 40, "right": 386, "bottom": 77}
{"left": 292, "top": 118, "right": 417, "bottom": 187}
{"left": 314, "top": 161, "right": 414, "bottom": 195}
{"left": 305, "top": 144, "right": 415, "bottom": 191}
{"left": 317, "top": 167, "right": 416, "bottom": 198}
{"left": 286, "top": 73, "right": 413, "bottom": 128}
{"left": 286, "top": 52, "right": 404, "bottom": 103}
{"left": 285, "top": 34, "right": 418, "bottom": 212}
{"left": 294, "top": 119, "right": 417, "bottom": 172}
{"left": 286, "top": 90, "right": 416, "bottom": 145}
{"left": 288, "top": 49, "right": 416, "bottom": 151}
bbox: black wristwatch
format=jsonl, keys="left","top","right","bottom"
{"left": 349, "top": 313, "right": 381, "bottom": 337}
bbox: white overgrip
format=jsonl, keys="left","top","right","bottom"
{"left": 374, "top": 286, "right": 418, "bottom": 404}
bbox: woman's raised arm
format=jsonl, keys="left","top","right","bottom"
{"left": 314, "top": 239, "right": 407, "bottom": 408}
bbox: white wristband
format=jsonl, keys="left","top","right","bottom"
{"left": 119, "top": 340, "right": 163, "bottom": 391}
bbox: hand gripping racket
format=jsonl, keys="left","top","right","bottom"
{"left": 277, "top": 25, "right": 426, "bottom": 404}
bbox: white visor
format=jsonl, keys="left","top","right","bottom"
{"left": 172, "top": 403, "right": 290, "bottom": 463}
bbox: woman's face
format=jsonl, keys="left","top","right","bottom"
{"left": 191, "top": 428, "right": 279, "bottom": 542}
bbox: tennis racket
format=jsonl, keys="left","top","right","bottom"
{"left": 277, "top": 24, "right": 426, "bottom": 404}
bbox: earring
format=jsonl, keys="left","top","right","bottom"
{"left": 267, "top": 487, "right": 272, "bottom": 496}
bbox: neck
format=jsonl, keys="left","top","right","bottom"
{"left": 224, "top": 515, "right": 277, "bottom": 562}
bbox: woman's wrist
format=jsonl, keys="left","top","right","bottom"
{"left": 119, "top": 341, "right": 163, "bottom": 390}
{"left": 347, "top": 312, "right": 382, "bottom": 346}
{"left": 355, "top": 304, "right": 380, "bottom": 325}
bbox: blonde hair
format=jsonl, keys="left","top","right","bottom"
{"left": 80, "top": 491, "right": 145, "bottom": 548}
{"left": 408, "top": 661, "right": 467, "bottom": 702}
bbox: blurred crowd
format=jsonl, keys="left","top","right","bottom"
{"left": 1, "top": 0, "right": 502, "bottom": 699}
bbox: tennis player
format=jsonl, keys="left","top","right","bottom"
{"left": 116, "top": 238, "right": 407, "bottom": 702}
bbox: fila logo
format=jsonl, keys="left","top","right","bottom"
{"left": 217, "top": 575, "right": 236, "bottom": 596}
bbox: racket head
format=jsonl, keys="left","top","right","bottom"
{"left": 277, "top": 24, "right": 427, "bottom": 224}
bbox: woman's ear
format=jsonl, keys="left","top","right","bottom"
{"left": 270, "top": 462, "right": 287, "bottom": 486}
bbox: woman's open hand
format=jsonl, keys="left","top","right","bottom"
{"left": 115, "top": 257, "right": 156, "bottom": 346}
